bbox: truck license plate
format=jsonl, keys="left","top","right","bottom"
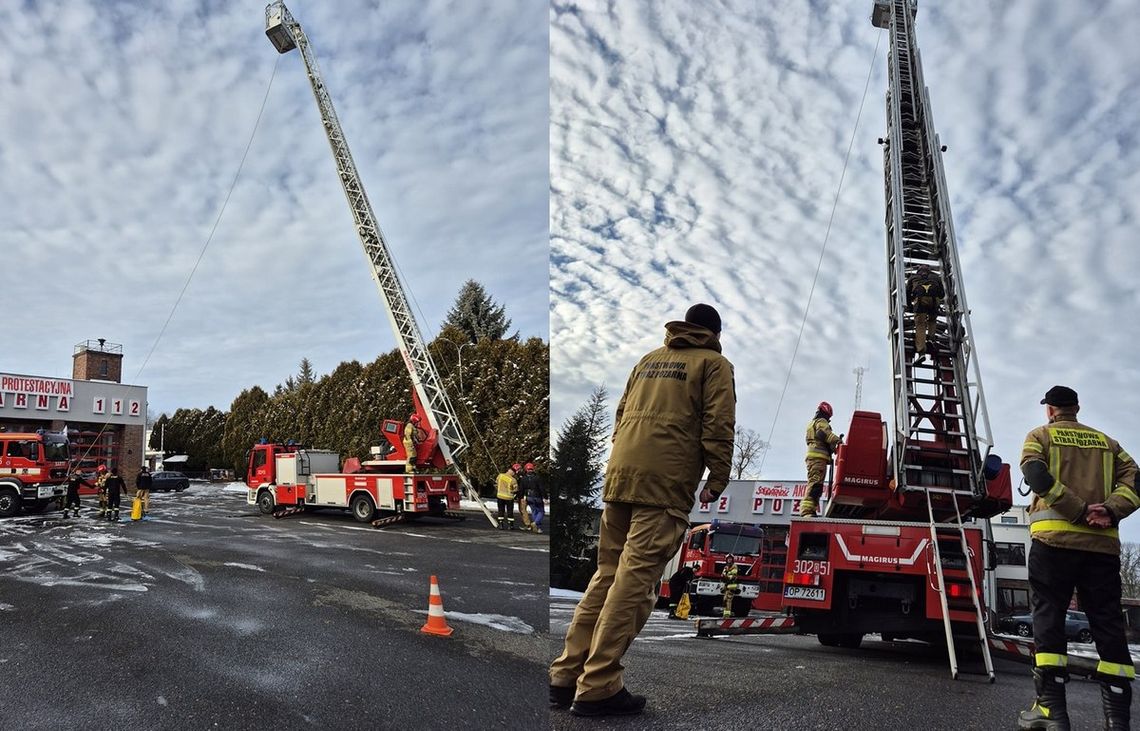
{"left": 784, "top": 586, "right": 826, "bottom": 602}
{"left": 38, "top": 486, "right": 58, "bottom": 499}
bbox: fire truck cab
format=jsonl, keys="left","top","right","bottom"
{"left": 660, "top": 520, "right": 765, "bottom": 617}
{"left": 0, "top": 431, "right": 70, "bottom": 517}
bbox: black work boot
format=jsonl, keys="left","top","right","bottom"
{"left": 1018, "top": 668, "right": 1070, "bottom": 730}
{"left": 570, "top": 688, "right": 647, "bottom": 717}
{"left": 1098, "top": 674, "right": 1132, "bottom": 730}
{"left": 549, "top": 684, "right": 574, "bottom": 710}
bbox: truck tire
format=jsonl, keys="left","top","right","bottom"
{"left": 350, "top": 493, "right": 376, "bottom": 523}
{"left": 732, "top": 597, "right": 752, "bottom": 618}
{"left": 818, "top": 633, "right": 863, "bottom": 649}
{"left": 0, "top": 487, "right": 20, "bottom": 518}
{"left": 257, "top": 490, "right": 275, "bottom": 515}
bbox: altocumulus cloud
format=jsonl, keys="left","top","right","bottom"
{"left": 0, "top": 0, "right": 547, "bottom": 414}
{"left": 550, "top": 2, "right": 1140, "bottom": 539}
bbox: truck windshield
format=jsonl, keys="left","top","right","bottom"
{"left": 710, "top": 533, "right": 761, "bottom": 556}
{"left": 43, "top": 438, "right": 70, "bottom": 462}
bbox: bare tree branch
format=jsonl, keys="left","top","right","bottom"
{"left": 732, "top": 426, "right": 769, "bottom": 480}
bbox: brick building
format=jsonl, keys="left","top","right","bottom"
{"left": 0, "top": 339, "right": 148, "bottom": 488}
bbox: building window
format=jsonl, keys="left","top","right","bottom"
{"left": 995, "top": 541, "right": 1027, "bottom": 567}
{"left": 1000, "top": 516, "right": 1018, "bottom": 524}
{"left": 999, "top": 587, "right": 1031, "bottom": 615}
{"left": 99, "top": 359, "right": 109, "bottom": 377}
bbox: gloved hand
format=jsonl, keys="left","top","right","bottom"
{"left": 699, "top": 487, "right": 718, "bottom": 504}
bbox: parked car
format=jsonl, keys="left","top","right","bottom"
{"left": 151, "top": 471, "right": 190, "bottom": 492}
{"left": 999, "top": 610, "right": 1092, "bottom": 643}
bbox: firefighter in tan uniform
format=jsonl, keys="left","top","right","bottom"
{"left": 801, "top": 402, "right": 841, "bottom": 517}
{"left": 550, "top": 304, "right": 736, "bottom": 717}
{"left": 1017, "top": 386, "right": 1138, "bottom": 731}
{"left": 95, "top": 465, "right": 109, "bottom": 518}
{"left": 403, "top": 414, "right": 425, "bottom": 474}
{"left": 907, "top": 264, "right": 944, "bottom": 362}
{"left": 721, "top": 554, "right": 740, "bottom": 618}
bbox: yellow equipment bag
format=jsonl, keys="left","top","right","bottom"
{"left": 131, "top": 495, "right": 143, "bottom": 521}
{"left": 675, "top": 592, "right": 691, "bottom": 620}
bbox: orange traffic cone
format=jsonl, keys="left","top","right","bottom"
{"left": 420, "top": 575, "right": 454, "bottom": 637}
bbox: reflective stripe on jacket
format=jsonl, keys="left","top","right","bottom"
{"left": 722, "top": 564, "right": 739, "bottom": 589}
{"left": 805, "top": 417, "right": 840, "bottom": 461}
{"left": 1022, "top": 414, "right": 1139, "bottom": 555}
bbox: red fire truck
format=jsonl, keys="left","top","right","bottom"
{"left": 659, "top": 520, "right": 765, "bottom": 617}
{"left": 0, "top": 431, "right": 71, "bottom": 517}
{"left": 246, "top": 401, "right": 461, "bottom": 524}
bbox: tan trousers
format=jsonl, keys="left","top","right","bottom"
{"left": 137, "top": 489, "right": 150, "bottom": 515}
{"left": 914, "top": 312, "right": 934, "bottom": 353}
{"left": 801, "top": 458, "right": 829, "bottom": 516}
{"left": 516, "top": 496, "right": 535, "bottom": 530}
{"left": 550, "top": 501, "right": 688, "bottom": 701}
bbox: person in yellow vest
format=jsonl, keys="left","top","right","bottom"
{"left": 801, "top": 401, "right": 842, "bottom": 517}
{"left": 495, "top": 464, "right": 519, "bottom": 530}
{"left": 1017, "top": 386, "right": 1138, "bottom": 731}
{"left": 721, "top": 554, "right": 740, "bottom": 618}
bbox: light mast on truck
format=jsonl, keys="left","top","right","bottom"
{"left": 260, "top": 3, "right": 496, "bottom": 525}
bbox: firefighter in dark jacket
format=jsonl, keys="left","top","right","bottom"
{"left": 907, "top": 264, "right": 944, "bottom": 361}
{"left": 104, "top": 467, "right": 127, "bottom": 522}
{"left": 667, "top": 565, "right": 695, "bottom": 619}
{"left": 135, "top": 466, "right": 153, "bottom": 517}
{"left": 1017, "top": 386, "right": 1138, "bottom": 731}
{"left": 801, "top": 402, "right": 841, "bottom": 517}
{"left": 519, "top": 463, "right": 545, "bottom": 533}
{"left": 61, "top": 472, "right": 93, "bottom": 519}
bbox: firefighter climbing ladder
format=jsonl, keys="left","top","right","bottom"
{"left": 264, "top": 3, "right": 496, "bottom": 526}
{"left": 876, "top": 0, "right": 994, "bottom": 514}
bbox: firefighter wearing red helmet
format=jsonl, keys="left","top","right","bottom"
{"left": 403, "top": 414, "right": 425, "bottom": 474}
{"left": 801, "top": 401, "right": 842, "bottom": 517}
{"left": 515, "top": 462, "right": 540, "bottom": 533}
{"left": 520, "top": 462, "right": 546, "bottom": 533}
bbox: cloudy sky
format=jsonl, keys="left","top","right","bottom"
{"left": 550, "top": 2, "right": 1140, "bottom": 538}
{"left": 1, "top": 0, "right": 547, "bottom": 416}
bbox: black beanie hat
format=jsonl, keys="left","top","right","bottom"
{"left": 685, "top": 303, "right": 721, "bottom": 334}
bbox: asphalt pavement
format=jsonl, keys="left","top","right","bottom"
{"left": 550, "top": 597, "right": 1112, "bottom": 730}
{"left": 0, "top": 484, "right": 551, "bottom": 730}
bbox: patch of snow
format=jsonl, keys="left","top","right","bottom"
{"left": 0, "top": 603, "right": 13, "bottom": 611}
{"left": 442, "top": 611, "right": 535, "bottom": 634}
{"left": 223, "top": 562, "right": 266, "bottom": 572}
{"left": 221, "top": 482, "right": 249, "bottom": 494}
{"left": 157, "top": 696, "right": 168, "bottom": 707}
{"left": 551, "top": 588, "right": 584, "bottom": 600}
{"left": 635, "top": 633, "right": 697, "bottom": 642}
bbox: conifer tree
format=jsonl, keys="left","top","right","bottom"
{"left": 550, "top": 386, "right": 609, "bottom": 589}
{"left": 443, "top": 279, "right": 513, "bottom": 343}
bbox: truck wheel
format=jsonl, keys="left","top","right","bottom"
{"left": 837, "top": 634, "right": 864, "bottom": 649}
{"left": 350, "top": 493, "right": 376, "bottom": 523}
{"left": 1077, "top": 628, "right": 1092, "bottom": 643}
{"left": 257, "top": 490, "right": 275, "bottom": 515}
{"left": 26, "top": 499, "right": 51, "bottom": 514}
{"left": 0, "top": 488, "right": 20, "bottom": 518}
{"left": 818, "top": 633, "right": 841, "bottom": 647}
{"left": 732, "top": 598, "right": 752, "bottom": 618}
{"left": 1016, "top": 623, "right": 1031, "bottom": 638}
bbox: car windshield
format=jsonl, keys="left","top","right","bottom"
{"left": 710, "top": 532, "right": 761, "bottom": 556}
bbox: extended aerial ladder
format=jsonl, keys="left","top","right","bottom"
{"left": 872, "top": 0, "right": 995, "bottom": 679}
{"left": 263, "top": 3, "right": 496, "bottom": 526}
